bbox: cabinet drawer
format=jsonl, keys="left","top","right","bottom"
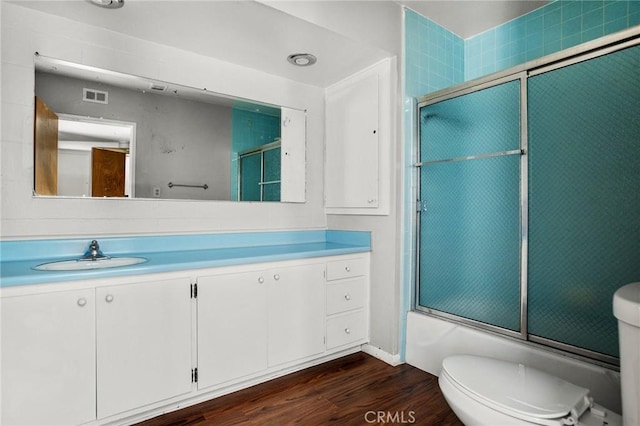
{"left": 326, "top": 257, "right": 367, "bottom": 281}
{"left": 326, "top": 278, "right": 365, "bottom": 315}
{"left": 326, "top": 311, "right": 366, "bottom": 349}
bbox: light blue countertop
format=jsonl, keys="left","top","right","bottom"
{"left": 0, "top": 230, "right": 371, "bottom": 287}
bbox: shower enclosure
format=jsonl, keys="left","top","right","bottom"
{"left": 415, "top": 31, "right": 640, "bottom": 364}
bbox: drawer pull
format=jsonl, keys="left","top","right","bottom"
{"left": 105, "top": 294, "right": 114, "bottom": 303}
{"left": 77, "top": 298, "right": 87, "bottom": 307}
{"left": 344, "top": 294, "right": 351, "bottom": 301}
{"left": 344, "top": 328, "right": 351, "bottom": 334}
{"left": 345, "top": 266, "right": 351, "bottom": 272}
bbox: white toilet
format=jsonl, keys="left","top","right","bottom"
{"left": 438, "top": 281, "right": 640, "bottom": 426}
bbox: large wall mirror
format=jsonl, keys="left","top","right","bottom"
{"left": 33, "top": 54, "right": 306, "bottom": 203}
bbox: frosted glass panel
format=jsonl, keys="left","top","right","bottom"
{"left": 418, "top": 80, "right": 522, "bottom": 331}
{"left": 418, "top": 156, "right": 521, "bottom": 330}
{"left": 420, "top": 80, "right": 520, "bottom": 162}
{"left": 263, "top": 147, "right": 281, "bottom": 202}
{"left": 239, "top": 153, "right": 261, "bottom": 201}
{"left": 528, "top": 45, "right": 640, "bottom": 357}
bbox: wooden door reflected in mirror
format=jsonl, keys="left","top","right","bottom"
{"left": 91, "top": 148, "right": 126, "bottom": 197}
{"left": 34, "top": 96, "right": 59, "bottom": 195}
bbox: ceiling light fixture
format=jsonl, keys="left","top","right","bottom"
{"left": 87, "top": 0, "right": 124, "bottom": 9}
{"left": 287, "top": 53, "right": 317, "bottom": 67}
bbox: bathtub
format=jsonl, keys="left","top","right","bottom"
{"left": 405, "top": 311, "right": 621, "bottom": 413}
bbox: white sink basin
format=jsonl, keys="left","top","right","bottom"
{"left": 34, "top": 257, "right": 147, "bottom": 271}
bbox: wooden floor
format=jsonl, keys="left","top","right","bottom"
{"left": 136, "top": 352, "right": 463, "bottom": 426}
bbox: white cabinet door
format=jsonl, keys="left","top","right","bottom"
{"left": 197, "top": 271, "right": 268, "bottom": 389}
{"left": 267, "top": 263, "right": 326, "bottom": 367}
{"left": 326, "top": 72, "right": 379, "bottom": 209}
{"left": 281, "top": 107, "right": 306, "bottom": 203}
{"left": 1, "top": 289, "right": 96, "bottom": 426}
{"left": 96, "top": 278, "right": 192, "bottom": 418}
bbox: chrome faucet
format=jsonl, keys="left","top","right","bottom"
{"left": 82, "top": 240, "right": 109, "bottom": 261}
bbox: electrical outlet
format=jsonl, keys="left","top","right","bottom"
{"left": 153, "top": 187, "right": 161, "bottom": 197}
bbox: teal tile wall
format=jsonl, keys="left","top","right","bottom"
{"left": 405, "top": 9, "right": 465, "bottom": 97}
{"left": 465, "top": 0, "right": 640, "bottom": 80}
{"left": 230, "top": 108, "right": 281, "bottom": 200}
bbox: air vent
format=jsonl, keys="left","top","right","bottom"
{"left": 83, "top": 88, "right": 108, "bottom": 104}
{"left": 149, "top": 83, "right": 167, "bottom": 92}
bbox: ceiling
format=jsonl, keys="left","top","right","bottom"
{"left": 12, "top": 1, "right": 548, "bottom": 88}
{"left": 14, "top": 0, "right": 390, "bottom": 88}
{"left": 397, "top": 1, "right": 548, "bottom": 39}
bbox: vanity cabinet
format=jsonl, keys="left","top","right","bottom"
{"left": 96, "top": 277, "right": 193, "bottom": 418}
{"left": 325, "top": 58, "right": 393, "bottom": 215}
{"left": 197, "top": 262, "right": 325, "bottom": 389}
{"left": 1, "top": 289, "right": 96, "bottom": 426}
{"left": 1, "top": 251, "right": 369, "bottom": 426}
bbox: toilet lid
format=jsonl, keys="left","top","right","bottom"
{"left": 442, "top": 355, "right": 591, "bottom": 421}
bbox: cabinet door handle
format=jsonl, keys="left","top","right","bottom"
{"left": 344, "top": 294, "right": 351, "bottom": 301}
{"left": 344, "top": 328, "right": 351, "bottom": 334}
{"left": 273, "top": 274, "right": 280, "bottom": 281}
{"left": 345, "top": 266, "right": 351, "bottom": 272}
{"left": 258, "top": 276, "right": 265, "bottom": 284}
{"left": 105, "top": 294, "right": 114, "bottom": 303}
{"left": 77, "top": 297, "right": 87, "bottom": 307}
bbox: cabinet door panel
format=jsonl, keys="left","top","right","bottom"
{"left": 96, "top": 278, "right": 192, "bottom": 418}
{"left": 326, "top": 73, "right": 379, "bottom": 208}
{"left": 197, "top": 271, "right": 268, "bottom": 389}
{"left": 267, "top": 264, "right": 325, "bottom": 366}
{"left": 1, "top": 289, "right": 96, "bottom": 426}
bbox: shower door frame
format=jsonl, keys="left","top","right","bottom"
{"left": 413, "top": 26, "right": 640, "bottom": 366}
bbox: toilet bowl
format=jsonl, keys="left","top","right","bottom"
{"left": 439, "top": 355, "right": 621, "bottom": 426}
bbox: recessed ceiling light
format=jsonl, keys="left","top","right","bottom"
{"left": 87, "top": 0, "right": 124, "bottom": 9}
{"left": 287, "top": 53, "right": 317, "bottom": 67}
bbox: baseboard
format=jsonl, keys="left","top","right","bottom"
{"left": 361, "top": 343, "right": 402, "bottom": 366}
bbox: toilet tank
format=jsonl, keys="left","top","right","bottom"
{"left": 613, "top": 282, "right": 640, "bottom": 426}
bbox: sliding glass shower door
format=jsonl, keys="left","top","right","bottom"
{"left": 416, "top": 39, "right": 640, "bottom": 362}
{"left": 527, "top": 44, "right": 640, "bottom": 358}
{"left": 417, "top": 79, "right": 524, "bottom": 333}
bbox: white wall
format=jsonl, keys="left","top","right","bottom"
{"left": 1, "top": 3, "right": 326, "bottom": 238}
{"left": 273, "top": 1, "right": 405, "bottom": 358}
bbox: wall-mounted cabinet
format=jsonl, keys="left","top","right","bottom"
{"left": 325, "top": 58, "right": 394, "bottom": 215}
